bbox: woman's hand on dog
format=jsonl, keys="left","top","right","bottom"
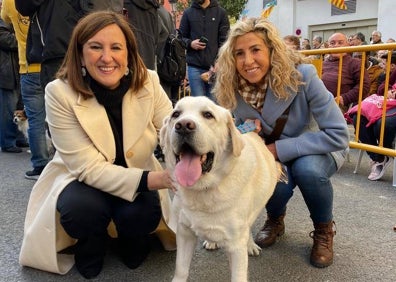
{"left": 148, "top": 170, "right": 177, "bottom": 192}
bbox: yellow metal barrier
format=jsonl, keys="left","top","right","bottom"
{"left": 301, "top": 43, "right": 396, "bottom": 159}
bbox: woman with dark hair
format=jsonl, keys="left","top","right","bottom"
{"left": 19, "top": 11, "right": 176, "bottom": 279}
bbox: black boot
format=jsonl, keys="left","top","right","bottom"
{"left": 118, "top": 235, "right": 151, "bottom": 269}
{"left": 74, "top": 236, "right": 107, "bottom": 279}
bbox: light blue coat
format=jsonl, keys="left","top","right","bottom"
{"left": 233, "top": 64, "right": 349, "bottom": 169}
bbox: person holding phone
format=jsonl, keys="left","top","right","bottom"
{"left": 179, "top": 0, "right": 229, "bottom": 98}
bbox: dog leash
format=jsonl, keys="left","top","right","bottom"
{"left": 261, "top": 105, "right": 291, "bottom": 145}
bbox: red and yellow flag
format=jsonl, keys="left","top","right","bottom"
{"left": 328, "top": 0, "right": 347, "bottom": 10}
{"left": 261, "top": 0, "right": 277, "bottom": 18}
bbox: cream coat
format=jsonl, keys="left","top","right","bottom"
{"left": 19, "top": 70, "right": 176, "bottom": 274}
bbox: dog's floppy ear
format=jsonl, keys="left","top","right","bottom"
{"left": 226, "top": 112, "right": 245, "bottom": 157}
{"left": 159, "top": 116, "right": 170, "bottom": 149}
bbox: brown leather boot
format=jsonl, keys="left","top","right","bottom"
{"left": 309, "top": 221, "right": 336, "bottom": 268}
{"left": 254, "top": 214, "right": 285, "bottom": 248}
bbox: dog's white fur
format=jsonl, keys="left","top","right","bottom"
{"left": 160, "top": 96, "right": 281, "bottom": 282}
{"left": 13, "top": 110, "right": 29, "bottom": 139}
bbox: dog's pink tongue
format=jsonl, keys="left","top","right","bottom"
{"left": 175, "top": 152, "right": 202, "bottom": 187}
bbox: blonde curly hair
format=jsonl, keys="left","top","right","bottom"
{"left": 213, "top": 17, "right": 311, "bottom": 110}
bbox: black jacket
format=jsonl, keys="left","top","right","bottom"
{"left": 124, "top": 0, "right": 160, "bottom": 70}
{"left": 15, "top": 0, "right": 123, "bottom": 64}
{"left": 179, "top": 0, "right": 229, "bottom": 70}
{"left": 15, "top": 0, "right": 83, "bottom": 63}
{"left": 157, "top": 5, "right": 174, "bottom": 60}
{"left": 0, "top": 19, "right": 19, "bottom": 91}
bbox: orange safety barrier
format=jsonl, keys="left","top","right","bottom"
{"left": 301, "top": 43, "right": 396, "bottom": 185}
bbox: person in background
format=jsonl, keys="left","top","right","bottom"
{"left": 366, "top": 56, "right": 384, "bottom": 96}
{"left": 124, "top": 0, "right": 160, "bottom": 70}
{"left": 353, "top": 54, "right": 396, "bottom": 180}
{"left": 347, "top": 34, "right": 354, "bottom": 46}
{"left": 179, "top": 0, "right": 229, "bottom": 98}
{"left": 377, "top": 52, "right": 396, "bottom": 94}
{"left": 311, "top": 35, "right": 323, "bottom": 59}
{"left": 301, "top": 38, "right": 310, "bottom": 49}
{"left": 18, "top": 11, "right": 176, "bottom": 279}
{"left": 0, "top": 8, "right": 26, "bottom": 153}
{"left": 312, "top": 35, "right": 323, "bottom": 49}
{"left": 15, "top": 0, "right": 80, "bottom": 89}
{"left": 321, "top": 32, "right": 370, "bottom": 112}
{"left": 213, "top": 17, "right": 349, "bottom": 268}
{"left": 350, "top": 32, "right": 367, "bottom": 59}
{"left": 376, "top": 51, "right": 396, "bottom": 88}
{"left": 371, "top": 30, "right": 383, "bottom": 44}
{"left": 283, "top": 35, "right": 300, "bottom": 51}
{"left": 386, "top": 38, "right": 395, "bottom": 43}
{"left": 15, "top": 0, "right": 123, "bottom": 89}
{"left": 156, "top": 0, "right": 178, "bottom": 102}
{"left": 370, "top": 30, "right": 383, "bottom": 57}
{"left": 1, "top": 0, "right": 49, "bottom": 179}
{"left": 301, "top": 42, "right": 311, "bottom": 50}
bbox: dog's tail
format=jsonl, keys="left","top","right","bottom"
{"left": 276, "top": 162, "right": 288, "bottom": 184}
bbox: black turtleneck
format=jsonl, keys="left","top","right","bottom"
{"left": 92, "top": 76, "right": 130, "bottom": 167}
{"left": 91, "top": 75, "right": 149, "bottom": 193}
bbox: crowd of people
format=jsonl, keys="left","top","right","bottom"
{"left": 0, "top": 0, "right": 395, "bottom": 280}
{"left": 282, "top": 28, "right": 395, "bottom": 181}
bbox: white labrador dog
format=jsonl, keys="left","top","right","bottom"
{"left": 160, "top": 96, "right": 282, "bottom": 282}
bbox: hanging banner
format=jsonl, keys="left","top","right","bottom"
{"left": 328, "top": 0, "right": 347, "bottom": 10}
{"left": 261, "top": 0, "right": 277, "bottom": 18}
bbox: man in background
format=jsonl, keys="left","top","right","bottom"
{"left": 350, "top": 32, "right": 367, "bottom": 59}
{"left": 0, "top": 4, "right": 26, "bottom": 153}
{"left": 321, "top": 32, "right": 370, "bottom": 112}
{"left": 156, "top": 0, "right": 179, "bottom": 102}
{"left": 124, "top": 0, "right": 160, "bottom": 70}
{"left": 179, "top": 0, "right": 229, "bottom": 98}
{"left": 2, "top": 0, "right": 49, "bottom": 179}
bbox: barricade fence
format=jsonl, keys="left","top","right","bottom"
{"left": 301, "top": 43, "right": 396, "bottom": 159}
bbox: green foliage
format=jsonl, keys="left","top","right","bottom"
{"left": 173, "top": 0, "right": 247, "bottom": 21}
{"left": 219, "top": 0, "right": 247, "bottom": 20}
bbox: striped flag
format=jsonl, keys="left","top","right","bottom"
{"left": 328, "top": 0, "right": 347, "bottom": 10}
{"left": 261, "top": 0, "right": 277, "bottom": 18}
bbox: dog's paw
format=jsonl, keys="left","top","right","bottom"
{"left": 248, "top": 242, "right": 261, "bottom": 256}
{"left": 203, "top": 240, "right": 219, "bottom": 250}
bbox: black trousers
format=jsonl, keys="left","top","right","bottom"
{"left": 56, "top": 180, "right": 162, "bottom": 239}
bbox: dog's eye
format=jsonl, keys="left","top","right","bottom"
{"left": 202, "top": 111, "right": 214, "bottom": 119}
{"left": 171, "top": 111, "right": 180, "bottom": 118}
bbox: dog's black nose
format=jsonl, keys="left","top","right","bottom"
{"left": 175, "top": 119, "right": 196, "bottom": 134}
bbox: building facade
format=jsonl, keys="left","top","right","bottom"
{"left": 243, "top": 0, "right": 395, "bottom": 44}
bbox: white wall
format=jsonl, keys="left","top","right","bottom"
{"left": 377, "top": 0, "right": 396, "bottom": 41}
{"left": 243, "top": 0, "right": 382, "bottom": 39}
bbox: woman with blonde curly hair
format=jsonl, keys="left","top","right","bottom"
{"left": 213, "top": 17, "right": 349, "bottom": 268}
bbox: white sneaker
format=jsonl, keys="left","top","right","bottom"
{"left": 368, "top": 156, "right": 392, "bottom": 181}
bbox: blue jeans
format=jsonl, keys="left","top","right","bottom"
{"left": 266, "top": 153, "right": 337, "bottom": 224}
{"left": 187, "top": 65, "right": 213, "bottom": 99}
{"left": 20, "top": 73, "right": 49, "bottom": 168}
{"left": 0, "top": 88, "right": 20, "bottom": 149}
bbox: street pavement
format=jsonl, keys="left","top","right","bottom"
{"left": 1, "top": 146, "right": 395, "bottom": 282}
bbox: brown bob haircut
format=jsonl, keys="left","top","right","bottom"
{"left": 56, "top": 10, "right": 148, "bottom": 99}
